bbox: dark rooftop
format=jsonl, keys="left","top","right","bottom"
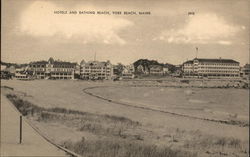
{"left": 183, "top": 58, "right": 239, "bottom": 64}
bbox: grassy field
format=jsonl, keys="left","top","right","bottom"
{"left": 1, "top": 80, "right": 249, "bottom": 157}
{"left": 87, "top": 86, "right": 249, "bottom": 123}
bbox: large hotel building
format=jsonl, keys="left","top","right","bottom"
{"left": 29, "top": 58, "right": 77, "bottom": 79}
{"left": 80, "top": 60, "right": 113, "bottom": 80}
{"left": 182, "top": 58, "right": 240, "bottom": 78}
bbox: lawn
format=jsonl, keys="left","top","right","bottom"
{"left": 87, "top": 86, "right": 249, "bottom": 123}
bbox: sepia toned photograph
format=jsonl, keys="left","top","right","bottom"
{"left": 1, "top": 0, "right": 249, "bottom": 156}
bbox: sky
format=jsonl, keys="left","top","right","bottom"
{"left": 1, "top": 0, "right": 249, "bottom": 65}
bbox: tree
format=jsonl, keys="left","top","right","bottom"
{"left": 164, "top": 63, "right": 177, "bottom": 73}
{"left": 133, "top": 59, "right": 178, "bottom": 75}
{"left": 114, "top": 63, "right": 124, "bottom": 76}
{"left": 133, "top": 59, "right": 161, "bottom": 74}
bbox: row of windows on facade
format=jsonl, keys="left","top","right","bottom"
{"left": 81, "top": 72, "right": 108, "bottom": 74}
{"left": 31, "top": 65, "right": 75, "bottom": 68}
{"left": 83, "top": 67, "right": 111, "bottom": 70}
{"left": 184, "top": 70, "right": 239, "bottom": 73}
{"left": 184, "top": 63, "right": 239, "bottom": 66}
{"left": 30, "top": 68, "right": 45, "bottom": 71}
{"left": 51, "top": 77, "right": 73, "bottom": 79}
{"left": 184, "top": 67, "right": 239, "bottom": 69}
{"left": 36, "top": 72, "right": 73, "bottom": 75}
{"left": 184, "top": 74, "right": 239, "bottom": 77}
{"left": 31, "top": 68, "right": 73, "bottom": 72}
{"left": 81, "top": 70, "right": 111, "bottom": 72}
{"left": 83, "top": 74, "right": 110, "bottom": 76}
{"left": 52, "top": 69, "right": 73, "bottom": 72}
{"left": 16, "top": 76, "right": 28, "bottom": 78}
{"left": 83, "top": 73, "right": 107, "bottom": 76}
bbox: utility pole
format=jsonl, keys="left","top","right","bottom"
{"left": 19, "top": 115, "right": 22, "bottom": 144}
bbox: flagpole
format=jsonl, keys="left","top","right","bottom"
{"left": 195, "top": 47, "right": 198, "bottom": 58}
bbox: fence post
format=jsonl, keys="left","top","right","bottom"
{"left": 19, "top": 115, "right": 22, "bottom": 144}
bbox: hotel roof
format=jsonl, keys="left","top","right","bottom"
{"left": 53, "top": 61, "right": 77, "bottom": 65}
{"left": 30, "top": 59, "right": 77, "bottom": 67}
{"left": 82, "top": 61, "right": 111, "bottom": 67}
{"left": 183, "top": 58, "right": 239, "bottom": 64}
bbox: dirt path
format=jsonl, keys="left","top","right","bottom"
{"left": 0, "top": 94, "right": 68, "bottom": 157}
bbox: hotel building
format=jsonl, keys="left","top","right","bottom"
{"left": 80, "top": 60, "right": 113, "bottom": 80}
{"left": 15, "top": 67, "right": 31, "bottom": 80}
{"left": 182, "top": 58, "right": 240, "bottom": 78}
{"left": 29, "top": 58, "right": 77, "bottom": 79}
{"left": 29, "top": 61, "right": 47, "bottom": 79}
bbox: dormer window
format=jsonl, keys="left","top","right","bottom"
{"left": 194, "top": 59, "right": 199, "bottom": 64}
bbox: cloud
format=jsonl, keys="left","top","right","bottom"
{"left": 156, "top": 13, "right": 241, "bottom": 45}
{"left": 19, "top": 1, "right": 133, "bottom": 45}
{"left": 218, "top": 40, "right": 232, "bottom": 45}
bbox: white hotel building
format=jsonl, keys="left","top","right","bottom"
{"left": 182, "top": 58, "right": 240, "bottom": 78}
{"left": 29, "top": 58, "right": 77, "bottom": 79}
{"left": 80, "top": 60, "right": 113, "bottom": 80}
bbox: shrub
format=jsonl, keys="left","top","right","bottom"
{"left": 228, "top": 138, "right": 241, "bottom": 148}
{"left": 6, "top": 94, "right": 44, "bottom": 116}
{"left": 62, "top": 138, "right": 197, "bottom": 157}
{"left": 104, "top": 114, "right": 140, "bottom": 126}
